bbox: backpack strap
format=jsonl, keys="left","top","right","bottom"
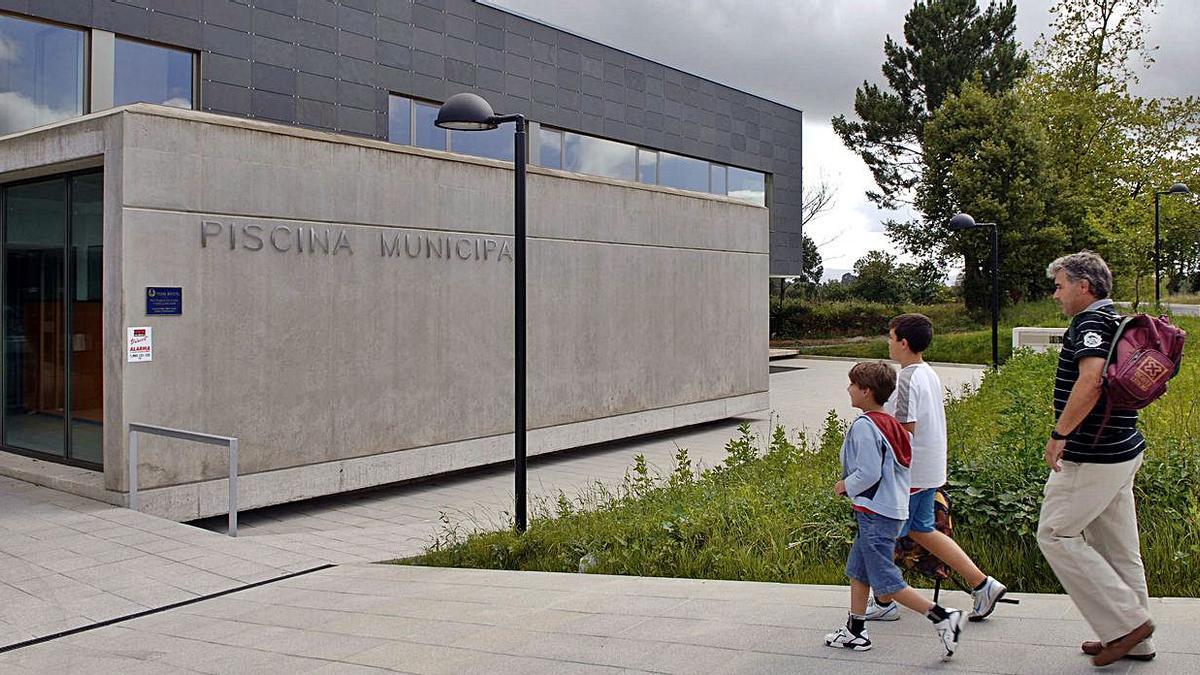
{"left": 1103, "top": 315, "right": 1135, "bottom": 368}
{"left": 1089, "top": 314, "right": 1132, "bottom": 450}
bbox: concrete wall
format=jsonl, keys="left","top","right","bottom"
{"left": 0, "top": 0, "right": 805, "bottom": 276}
{"left": 0, "top": 105, "right": 766, "bottom": 517}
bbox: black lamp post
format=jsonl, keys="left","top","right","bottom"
{"left": 436, "top": 93, "right": 529, "bottom": 532}
{"left": 949, "top": 213, "right": 999, "bottom": 370}
{"left": 1154, "top": 182, "right": 1191, "bottom": 308}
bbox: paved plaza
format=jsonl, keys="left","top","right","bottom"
{"left": 4, "top": 358, "right": 1194, "bottom": 672}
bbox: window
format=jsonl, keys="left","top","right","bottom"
{"left": 658, "top": 152, "right": 708, "bottom": 192}
{"left": 413, "top": 100, "right": 446, "bottom": 151}
{"left": 728, "top": 167, "right": 767, "bottom": 206}
{"left": 563, "top": 132, "right": 636, "bottom": 182}
{"left": 388, "top": 94, "right": 411, "bottom": 145}
{"left": 451, "top": 126, "right": 512, "bottom": 161}
{"left": 538, "top": 127, "right": 562, "bottom": 169}
{"left": 637, "top": 149, "right": 657, "bottom": 184}
{"left": 113, "top": 37, "right": 193, "bottom": 108}
{"left": 709, "top": 164, "right": 727, "bottom": 196}
{"left": 0, "top": 14, "right": 86, "bottom": 135}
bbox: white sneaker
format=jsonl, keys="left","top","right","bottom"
{"left": 933, "top": 608, "right": 966, "bottom": 660}
{"left": 969, "top": 576, "right": 1007, "bottom": 621}
{"left": 824, "top": 625, "right": 872, "bottom": 651}
{"left": 864, "top": 593, "right": 900, "bottom": 621}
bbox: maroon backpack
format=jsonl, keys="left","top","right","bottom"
{"left": 1101, "top": 313, "right": 1186, "bottom": 410}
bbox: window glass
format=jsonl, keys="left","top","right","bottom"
{"left": 69, "top": 173, "right": 104, "bottom": 465}
{"left": 538, "top": 128, "right": 562, "bottom": 168}
{"left": 3, "top": 178, "right": 67, "bottom": 458}
{"left": 388, "top": 95, "right": 411, "bottom": 144}
{"left": 637, "top": 149, "right": 657, "bottom": 185}
{"left": 727, "top": 167, "right": 767, "bottom": 206}
{"left": 563, "top": 132, "right": 635, "bottom": 181}
{"left": 113, "top": 37, "right": 193, "bottom": 108}
{"left": 710, "top": 164, "right": 727, "bottom": 195}
{"left": 451, "top": 126, "right": 513, "bottom": 161}
{"left": 413, "top": 101, "right": 446, "bottom": 151}
{"left": 658, "top": 152, "right": 708, "bottom": 192}
{"left": 0, "top": 15, "right": 86, "bottom": 135}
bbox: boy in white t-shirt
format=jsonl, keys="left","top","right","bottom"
{"left": 865, "top": 313, "right": 1008, "bottom": 623}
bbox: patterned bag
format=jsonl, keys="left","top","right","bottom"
{"left": 894, "top": 488, "right": 953, "bottom": 584}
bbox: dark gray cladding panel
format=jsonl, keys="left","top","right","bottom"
{"left": 0, "top": 0, "right": 806, "bottom": 274}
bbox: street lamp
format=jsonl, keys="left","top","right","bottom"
{"left": 1154, "top": 182, "right": 1191, "bottom": 308}
{"left": 949, "top": 213, "right": 999, "bottom": 370}
{"left": 436, "top": 93, "right": 529, "bottom": 532}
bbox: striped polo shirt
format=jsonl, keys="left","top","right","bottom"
{"left": 1053, "top": 299, "right": 1145, "bottom": 463}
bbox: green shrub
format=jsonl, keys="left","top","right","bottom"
{"left": 772, "top": 299, "right": 1063, "bottom": 342}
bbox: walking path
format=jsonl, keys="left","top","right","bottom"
{"left": 3, "top": 564, "right": 1196, "bottom": 673}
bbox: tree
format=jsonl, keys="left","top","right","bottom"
{"left": 850, "top": 250, "right": 907, "bottom": 304}
{"left": 908, "top": 80, "right": 1070, "bottom": 308}
{"left": 1026, "top": 0, "right": 1200, "bottom": 300}
{"left": 899, "top": 259, "right": 950, "bottom": 304}
{"left": 801, "top": 177, "right": 836, "bottom": 228}
{"left": 799, "top": 234, "right": 824, "bottom": 287}
{"left": 832, "top": 0, "right": 1028, "bottom": 210}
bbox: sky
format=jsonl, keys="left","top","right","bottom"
{"left": 487, "top": 0, "right": 1200, "bottom": 280}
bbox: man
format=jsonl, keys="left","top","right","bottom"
{"left": 1039, "top": 251, "right": 1155, "bottom": 667}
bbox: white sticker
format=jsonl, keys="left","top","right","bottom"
{"left": 1082, "top": 332, "right": 1102, "bottom": 349}
{"left": 127, "top": 327, "right": 152, "bottom": 363}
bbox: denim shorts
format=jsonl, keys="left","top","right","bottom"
{"left": 845, "top": 510, "right": 908, "bottom": 596}
{"left": 899, "top": 488, "right": 938, "bottom": 537}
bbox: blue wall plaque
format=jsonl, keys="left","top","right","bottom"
{"left": 146, "top": 287, "right": 182, "bottom": 315}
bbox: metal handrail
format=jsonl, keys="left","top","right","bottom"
{"left": 127, "top": 423, "right": 239, "bottom": 537}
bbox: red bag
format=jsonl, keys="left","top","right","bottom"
{"left": 1102, "top": 314, "right": 1186, "bottom": 410}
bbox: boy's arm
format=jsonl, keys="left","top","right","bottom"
{"left": 842, "top": 420, "right": 883, "bottom": 498}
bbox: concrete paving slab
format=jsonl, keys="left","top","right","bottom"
{"left": 2, "top": 564, "right": 1195, "bottom": 674}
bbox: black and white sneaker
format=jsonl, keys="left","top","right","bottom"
{"left": 824, "top": 625, "right": 872, "bottom": 651}
{"left": 969, "top": 576, "right": 1007, "bottom": 621}
{"left": 933, "top": 608, "right": 966, "bottom": 660}
{"left": 864, "top": 593, "right": 900, "bottom": 621}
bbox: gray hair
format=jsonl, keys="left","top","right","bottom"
{"left": 1046, "top": 251, "right": 1112, "bottom": 299}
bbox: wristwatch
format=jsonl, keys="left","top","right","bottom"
{"left": 1050, "top": 429, "right": 1070, "bottom": 441}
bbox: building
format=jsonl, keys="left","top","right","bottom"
{"left": 0, "top": 1, "right": 801, "bottom": 520}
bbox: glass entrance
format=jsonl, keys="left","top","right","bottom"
{"left": 2, "top": 171, "right": 103, "bottom": 468}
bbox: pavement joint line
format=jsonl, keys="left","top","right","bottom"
{"left": 0, "top": 563, "right": 336, "bottom": 654}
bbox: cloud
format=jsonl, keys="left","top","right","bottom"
{"left": 0, "top": 92, "right": 77, "bottom": 136}
{"left": 0, "top": 33, "right": 18, "bottom": 64}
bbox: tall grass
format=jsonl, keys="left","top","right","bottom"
{"left": 401, "top": 316, "right": 1200, "bottom": 597}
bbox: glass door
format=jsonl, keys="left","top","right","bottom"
{"left": 1, "top": 171, "right": 103, "bottom": 467}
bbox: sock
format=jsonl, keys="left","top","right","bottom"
{"left": 973, "top": 577, "right": 990, "bottom": 591}
{"left": 877, "top": 597, "right": 896, "bottom": 607}
{"left": 847, "top": 614, "right": 866, "bottom": 636}
{"left": 926, "top": 604, "right": 950, "bottom": 623}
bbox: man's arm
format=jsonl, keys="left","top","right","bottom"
{"left": 1044, "top": 356, "right": 1105, "bottom": 471}
{"left": 901, "top": 421, "right": 916, "bottom": 433}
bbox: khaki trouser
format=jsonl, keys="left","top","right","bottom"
{"left": 1037, "top": 455, "right": 1155, "bottom": 653}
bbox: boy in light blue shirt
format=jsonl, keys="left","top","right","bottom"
{"left": 825, "top": 361, "right": 966, "bottom": 660}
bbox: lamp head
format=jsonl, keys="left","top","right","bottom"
{"left": 435, "top": 93, "right": 499, "bottom": 131}
{"left": 1168, "top": 182, "right": 1191, "bottom": 195}
{"left": 948, "top": 213, "right": 978, "bottom": 231}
